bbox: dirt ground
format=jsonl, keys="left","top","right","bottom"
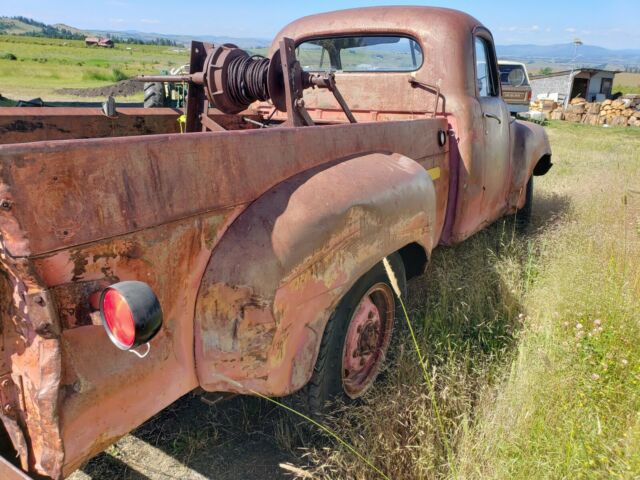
{"left": 55, "top": 79, "right": 143, "bottom": 98}
{"left": 68, "top": 394, "right": 302, "bottom": 479}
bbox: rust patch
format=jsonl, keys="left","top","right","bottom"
{"left": 197, "top": 283, "right": 276, "bottom": 355}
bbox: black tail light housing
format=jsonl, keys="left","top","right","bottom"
{"left": 99, "top": 281, "right": 163, "bottom": 350}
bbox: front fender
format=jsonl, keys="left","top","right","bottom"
{"left": 508, "top": 119, "right": 553, "bottom": 209}
{"left": 194, "top": 152, "right": 438, "bottom": 396}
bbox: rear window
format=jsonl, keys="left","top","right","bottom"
{"left": 296, "top": 35, "right": 423, "bottom": 72}
{"left": 499, "top": 64, "right": 529, "bottom": 87}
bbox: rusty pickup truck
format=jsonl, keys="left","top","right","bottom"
{"left": 0, "top": 6, "right": 552, "bottom": 479}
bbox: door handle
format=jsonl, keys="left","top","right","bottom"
{"left": 483, "top": 112, "right": 502, "bottom": 124}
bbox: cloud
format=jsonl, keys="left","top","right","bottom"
{"left": 565, "top": 27, "right": 577, "bottom": 33}
{"left": 109, "top": 18, "right": 125, "bottom": 24}
{"left": 499, "top": 25, "right": 546, "bottom": 34}
{"left": 140, "top": 18, "right": 160, "bottom": 24}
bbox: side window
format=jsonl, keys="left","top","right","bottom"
{"left": 474, "top": 37, "right": 497, "bottom": 97}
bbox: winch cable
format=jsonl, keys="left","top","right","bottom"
{"left": 226, "top": 54, "right": 271, "bottom": 106}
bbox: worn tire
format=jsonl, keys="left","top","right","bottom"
{"left": 515, "top": 175, "right": 533, "bottom": 230}
{"left": 143, "top": 82, "right": 166, "bottom": 108}
{"left": 291, "top": 254, "right": 406, "bottom": 419}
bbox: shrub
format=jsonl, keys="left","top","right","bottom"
{"left": 0, "top": 52, "right": 17, "bottom": 60}
{"left": 82, "top": 68, "right": 130, "bottom": 82}
{"left": 82, "top": 69, "right": 112, "bottom": 82}
{"left": 111, "top": 68, "right": 128, "bottom": 82}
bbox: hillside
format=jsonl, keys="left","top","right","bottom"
{"left": 0, "top": 16, "right": 84, "bottom": 39}
{"left": 0, "top": 17, "right": 44, "bottom": 35}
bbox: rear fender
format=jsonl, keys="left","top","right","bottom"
{"left": 508, "top": 119, "right": 553, "bottom": 210}
{"left": 194, "top": 152, "right": 437, "bottom": 396}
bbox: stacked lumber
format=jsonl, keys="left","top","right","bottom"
{"left": 529, "top": 95, "right": 640, "bottom": 127}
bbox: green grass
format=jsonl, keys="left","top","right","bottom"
{"left": 0, "top": 34, "right": 189, "bottom": 101}
{"left": 613, "top": 73, "right": 640, "bottom": 95}
{"left": 297, "top": 121, "right": 640, "bottom": 479}
{"left": 613, "top": 85, "right": 640, "bottom": 96}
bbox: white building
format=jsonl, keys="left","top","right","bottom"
{"left": 529, "top": 68, "right": 617, "bottom": 102}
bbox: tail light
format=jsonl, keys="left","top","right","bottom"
{"left": 527, "top": 90, "right": 532, "bottom": 102}
{"left": 100, "top": 281, "right": 163, "bottom": 350}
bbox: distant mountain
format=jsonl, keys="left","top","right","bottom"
{"left": 496, "top": 43, "right": 640, "bottom": 69}
{"left": 91, "top": 29, "right": 270, "bottom": 49}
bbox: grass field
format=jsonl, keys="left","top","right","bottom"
{"left": 66, "top": 122, "right": 640, "bottom": 480}
{"left": 0, "top": 34, "right": 190, "bottom": 101}
{"left": 614, "top": 72, "right": 640, "bottom": 95}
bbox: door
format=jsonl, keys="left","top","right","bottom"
{"left": 570, "top": 78, "right": 589, "bottom": 100}
{"left": 600, "top": 78, "right": 613, "bottom": 97}
{"left": 474, "top": 33, "right": 511, "bottom": 223}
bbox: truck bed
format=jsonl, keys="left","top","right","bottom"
{"left": 0, "top": 114, "right": 448, "bottom": 476}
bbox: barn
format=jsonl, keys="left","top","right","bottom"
{"left": 529, "top": 68, "right": 617, "bottom": 103}
{"left": 85, "top": 37, "right": 114, "bottom": 48}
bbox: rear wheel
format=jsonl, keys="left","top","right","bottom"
{"left": 293, "top": 254, "right": 406, "bottom": 418}
{"left": 515, "top": 175, "right": 533, "bottom": 230}
{"left": 143, "top": 82, "right": 166, "bottom": 108}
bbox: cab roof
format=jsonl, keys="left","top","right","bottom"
{"left": 272, "top": 6, "right": 483, "bottom": 48}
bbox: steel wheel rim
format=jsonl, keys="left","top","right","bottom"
{"left": 341, "top": 282, "right": 395, "bottom": 399}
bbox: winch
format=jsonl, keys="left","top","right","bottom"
{"left": 137, "top": 38, "right": 356, "bottom": 131}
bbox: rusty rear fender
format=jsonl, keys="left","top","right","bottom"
{"left": 194, "top": 152, "right": 439, "bottom": 396}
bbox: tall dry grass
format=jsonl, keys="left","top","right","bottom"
{"left": 288, "top": 122, "right": 640, "bottom": 479}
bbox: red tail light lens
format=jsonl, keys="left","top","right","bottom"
{"left": 527, "top": 90, "right": 532, "bottom": 102}
{"left": 102, "top": 289, "right": 136, "bottom": 349}
{"left": 100, "top": 281, "right": 163, "bottom": 350}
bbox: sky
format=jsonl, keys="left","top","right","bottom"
{"left": 3, "top": 0, "right": 640, "bottom": 50}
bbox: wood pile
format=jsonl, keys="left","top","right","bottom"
{"left": 529, "top": 95, "right": 640, "bottom": 127}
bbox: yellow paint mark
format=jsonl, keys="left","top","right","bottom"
{"left": 427, "top": 167, "right": 441, "bottom": 180}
